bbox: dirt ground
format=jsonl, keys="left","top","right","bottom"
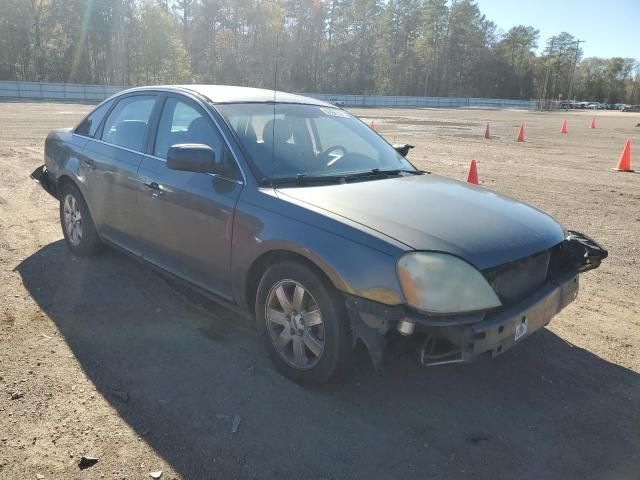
{"left": 1, "top": 101, "right": 639, "bottom": 480}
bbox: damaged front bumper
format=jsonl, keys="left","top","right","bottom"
{"left": 347, "top": 270, "right": 579, "bottom": 368}
{"left": 30, "top": 165, "right": 58, "bottom": 199}
{"left": 346, "top": 231, "right": 607, "bottom": 368}
{"left": 431, "top": 270, "right": 579, "bottom": 364}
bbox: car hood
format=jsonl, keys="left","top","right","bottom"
{"left": 277, "top": 174, "right": 566, "bottom": 270}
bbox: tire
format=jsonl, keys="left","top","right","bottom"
{"left": 255, "top": 261, "right": 352, "bottom": 385}
{"left": 59, "top": 183, "right": 101, "bottom": 256}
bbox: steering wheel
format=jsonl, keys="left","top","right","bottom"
{"left": 317, "top": 145, "right": 347, "bottom": 166}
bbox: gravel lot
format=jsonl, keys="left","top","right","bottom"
{"left": 1, "top": 102, "right": 639, "bottom": 479}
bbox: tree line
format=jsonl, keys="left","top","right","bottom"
{"left": 1, "top": 0, "right": 638, "bottom": 103}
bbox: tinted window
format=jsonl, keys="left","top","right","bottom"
{"left": 155, "top": 97, "right": 241, "bottom": 180}
{"left": 101, "top": 95, "right": 156, "bottom": 151}
{"left": 75, "top": 99, "right": 114, "bottom": 137}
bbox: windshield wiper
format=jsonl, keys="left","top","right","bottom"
{"left": 342, "top": 168, "right": 423, "bottom": 181}
{"left": 266, "top": 169, "right": 423, "bottom": 187}
{"left": 268, "top": 174, "right": 345, "bottom": 186}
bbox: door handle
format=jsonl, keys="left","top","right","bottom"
{"left": 145, "top": 181, "right": 164, "bottom": 195}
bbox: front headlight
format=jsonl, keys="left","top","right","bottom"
{"left": 396, "top": 252, "right": 502, "bottom": 314}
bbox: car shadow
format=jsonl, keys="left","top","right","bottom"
{"left": 17, "top": 241, "right": 640, "bottom": 480}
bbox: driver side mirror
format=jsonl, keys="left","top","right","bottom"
{"left": 167, "top": 144, "right": 220, "bottom": 174}
{"left": 393, "top": 143, "right": 415, "bottom": 157}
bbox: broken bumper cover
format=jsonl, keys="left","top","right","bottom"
{"left": 346, "top": 270, "right": 579, "bottom": 367}
{"left": 346, "top": 232, "right": 604, "bottom": 368}
{"left": 441, "top": 270, "right": 579, "bottom": 361}
{"left": 30, "top": 165, "right": 58, "bottom": 199}
{"left": 564, "top": 230, "right": 608, "bottom": 273}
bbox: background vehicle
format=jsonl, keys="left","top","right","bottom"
{"left": 31, "top": 85, "right": 606, "bottom": 384}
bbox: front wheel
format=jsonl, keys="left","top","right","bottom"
{"left": 59, "top": 183, "right": 101, "bottom": 256}
{"left": 255, "top": 261, "right": 352, "bottom": 384}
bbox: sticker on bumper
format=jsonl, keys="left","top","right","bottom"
{"left": 515, "top": 318, "right": 528, "bottom": 341}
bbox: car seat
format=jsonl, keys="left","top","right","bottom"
{"left": 261, "top": 119, "right": 303, "bottom": 176}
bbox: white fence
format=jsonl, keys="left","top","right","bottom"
{"left": 0, "top": 80, "right": 532, "bottom": 109}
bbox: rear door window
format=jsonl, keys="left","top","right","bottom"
{"left": 75, "top": 99, "right": 114, "bottom": 138}
{"left": 100, "top": 95, "right": 156, "bottom": 152}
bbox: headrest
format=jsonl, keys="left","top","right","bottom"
{"left": 187, "top": 116, "right": 211, "bottom": 140}
{"left": 262, "top": 119, "right": 293, "bottom": 145}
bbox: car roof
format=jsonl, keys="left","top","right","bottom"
{"left": 117, "top": 85, "right": 333, "bottom": 107}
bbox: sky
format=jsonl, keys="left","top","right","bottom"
{"left": 475, "top": 0, "right": 640, "bottom": 60}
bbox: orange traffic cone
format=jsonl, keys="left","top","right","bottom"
{"left": 589, "top": 117, "right": 597, "bottom": 129}
{"left": 484, "top": 122, "right": 490, "bottom": 139}
{"left": 369, "top": 120, "right": 376, "bottom": 130}
{"left": 467, "top": 160, "right": 479, "bottom": 184}
{"left": 560, "top": 120, "right": 568, "bottom": 134}
{"left": 613, "top": 140, "right": 633, "bottom": 172}
{"left": 516, "top": 124, "right": 525, "bottom": 142}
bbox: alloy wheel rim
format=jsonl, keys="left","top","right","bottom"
{"left": 63, "top": 194, "right": 82, "bottom": 247}
{"left": 265, "top": 279, "right": 325, "bottom": 369}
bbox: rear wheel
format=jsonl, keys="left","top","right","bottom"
{"left": 255, "top": 261, "right": 352, "bottom": 384}
{"left": 59, "top": 183, "right": 101, "bottom": 256}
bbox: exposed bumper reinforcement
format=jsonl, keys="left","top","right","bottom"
{"left": 346, "top": 270, "right": 580, "bottom": 368}
{"left": 440, "top": 270, "right": 579, "bottom": 362}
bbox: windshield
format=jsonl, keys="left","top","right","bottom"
{"left": 216, "top": 103, "right": 416, "bottom": 182}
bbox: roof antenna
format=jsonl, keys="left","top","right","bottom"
{"left": 270, "top": 32, "right": 278, "bottom": 189}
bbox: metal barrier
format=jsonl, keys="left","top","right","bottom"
{"left": 0, "top": 81, "right": 533, "bottom": 108}
{"left": 0, "top": 81, "right": 125, "bottom": 101}
{"left": 305, "top": 93, "right": 532, "bottom": 109}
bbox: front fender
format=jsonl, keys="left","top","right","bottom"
{"left": 231, "top": 194, "right": 408, "bottom": 310}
